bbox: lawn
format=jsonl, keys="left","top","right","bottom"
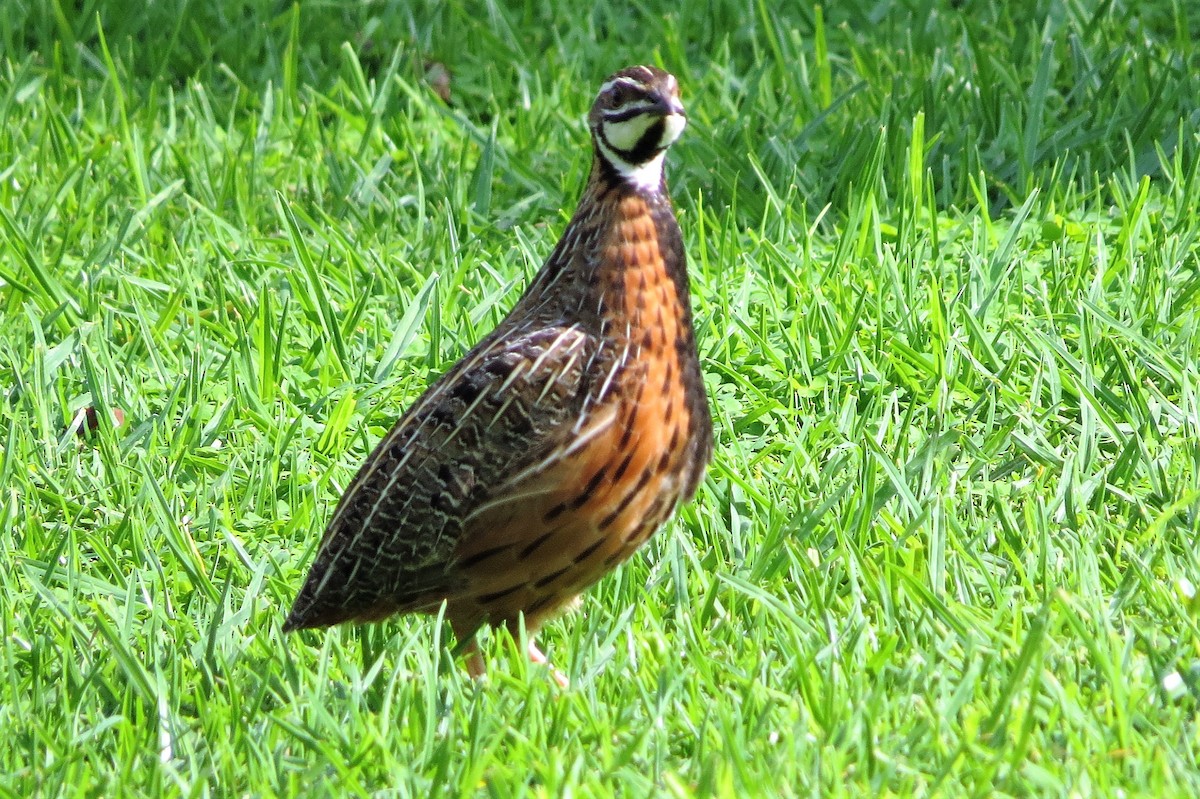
{"left": 2, "top": 1, "right": 1199, "bottom": 796}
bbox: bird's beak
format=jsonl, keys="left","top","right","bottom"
{"left": 650, "top": 93, "right": 686, "bottom": 119}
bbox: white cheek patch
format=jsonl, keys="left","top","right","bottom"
{"left": 658, "top": 113, "right": 686, "bottom": 148}
{"left": 602, "top": 114, "right": 657, "bottom": 152}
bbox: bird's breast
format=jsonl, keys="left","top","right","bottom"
{"left": 585, "top": 194, "right": 706, "bottom": 536}
{"left": 446, "top": 193, "right": 711, "bottom": 631}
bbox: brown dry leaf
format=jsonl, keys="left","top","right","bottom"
{"left": 424, "top": 61, "right": 452, "bottom": 103}
{"left": 75, "top": 406, "right": 126, "bottom": 437}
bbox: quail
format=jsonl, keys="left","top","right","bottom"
{"left": 285, "top": 65, "right": 713, "bottom": 684}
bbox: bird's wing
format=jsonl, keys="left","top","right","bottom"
{"left": 284, "top": 323, "right": 617, "bottom": 630}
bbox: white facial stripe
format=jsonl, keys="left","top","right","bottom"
{"left": 601, "top": 100, "right": 658, "bottom": 119}
{"left": 658, "top": 113, "right": 686, "bottom": 148}
{"left": 601, "top": 111, "right": 686, "bottom": 156}
{"left": 597, "top": 139, "right": 666, "bottom": 192}
{"left": 596, "top": 76, "right": 644, "bottom": 98}
{"left": 602, "top": 113, "right": 658, "bottom": 151}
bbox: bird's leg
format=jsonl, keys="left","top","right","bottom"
{"left": 527, "top": 639, "right": 570, "bottom": 688}
{"left": 464, "top": 646, "right": 486, "bottom": 680}
{"left": 451, "top": 619, "right": 487, "bottom": 681}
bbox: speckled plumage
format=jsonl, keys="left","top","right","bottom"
{"left": 284, "top": 66, "right": 712, "bottom": 681}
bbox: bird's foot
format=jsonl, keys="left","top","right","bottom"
{"left": 527, "top": 640, "right": 570, "bottom": 688}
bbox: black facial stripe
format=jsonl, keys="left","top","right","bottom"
{"left": 598, "top": 117, "right": 667, "bottom": 166}
{"left": 600, "top": 118, "right": 667, "bottom": 163}
{"left": 597, "top": 125, "right": 630, "bottom": 160}
{"left": 627, "top": 118, "right": 667, "bottom": 163}
{"left": 603, "top": 104, "right": 657, "bottom": 123}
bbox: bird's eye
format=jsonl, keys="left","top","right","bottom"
{"left": 606, "top": 87, "right": 627, "bottom": 109}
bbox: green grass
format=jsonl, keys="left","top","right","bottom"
{"left": 2, "top": 0, "right": 1199, "bottom": 795}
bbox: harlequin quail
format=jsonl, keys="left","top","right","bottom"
{"left": 285, "top": 65, "right": 712, "bottom": 685}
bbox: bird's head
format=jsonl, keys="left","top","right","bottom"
{"left": 588, "top": 65, "right": 686, "bottom": 191}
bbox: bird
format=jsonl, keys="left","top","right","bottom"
{"left": 283, "top": 65, "right": 713, "bottom": 685}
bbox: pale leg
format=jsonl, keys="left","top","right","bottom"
{"left": 464, "top": 647, "right": 486, "bottom": 680}
{"left": 452, "top": 619, "right": 488, "bottom": 681}
{"left": 527, "top": 639, "right": 570, "bottom": 688}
